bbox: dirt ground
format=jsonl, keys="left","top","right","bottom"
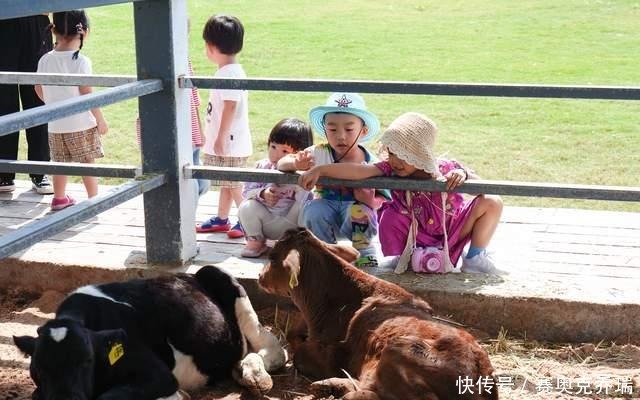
{"left": 1, "top": 288, "right": 638, "bottom": 400}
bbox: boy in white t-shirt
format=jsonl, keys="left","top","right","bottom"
{"left": 278, "top": 93, "right": 390, "bottom": 268}
{"left": 196, "top": 14, "right": 251, "bottom": 238}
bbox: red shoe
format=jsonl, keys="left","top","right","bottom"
{"left": 227, "top": 222, "right": 245, "bottom": 239}
{"left": 196, "top": 216, "right": 231, "bottom": 233}
{"left": 51, "top": 195, "right": 76, "bottom": 211}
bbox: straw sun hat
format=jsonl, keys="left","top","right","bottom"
{"left": 309, "top": 93, "right": 380, "bottom": 142}
{"left": 379, "top": 112, "right": 439, "bottom": 174}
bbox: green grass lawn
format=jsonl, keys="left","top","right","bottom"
{"left": 18, "top": 0, "right": 640, "bottom": 211}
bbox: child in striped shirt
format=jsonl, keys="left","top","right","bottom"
{"left": 136, "top": 59, "right": 209, "bottom": 204}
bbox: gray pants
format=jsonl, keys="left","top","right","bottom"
{"left": 238, "top": 199, "right": 298, "bottom": 241}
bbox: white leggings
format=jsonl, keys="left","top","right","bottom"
{"left": 238, "top": 199, "right": 299, "bottom": 241}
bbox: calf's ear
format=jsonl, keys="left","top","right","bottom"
{"left": 93, "top": 328, "right": 127, "bottom": 347}
{"left": 92, "top": 329, "right": 128, "bottom": 366}
{"left": 283, "top": 249, "right": 301, "bottom": 289}
{"left": 13, "top": 335, "right": 36, "bottom": 356}
{"left": 325, "top": 243, "right": 359, "bottom": 263}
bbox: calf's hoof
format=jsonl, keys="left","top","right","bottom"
{"left": 234, "top": 352, "right": 273, "bottom": 395}
{"left": 157, "top": 390, "right": 191, "bottom": 400}
{"left": 310, "top": 377, "right": 357, "bottom": 397}
{"left": 343, "top": 390, "right": 380, "bottom": 400}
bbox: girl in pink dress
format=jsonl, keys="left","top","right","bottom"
{"left": 299, "top": 112, "right": 503, "bottom": 273}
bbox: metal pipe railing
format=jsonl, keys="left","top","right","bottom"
{"left": 185, "top": 166, "right": 640, "bottom": 203}
{"left": 0, "top": 174, "right": 166, "bottom": 260}
{"left": 0, "top": 72, "right": 137, "bottom": 87}
{"left": 0, "top": 0, "right": 143, "bottom": 20}
{"left": 3, "top": 73, "right": 638, "bottom": 101}
{"left": 0, "top": 79, "right": 163, "bottom": 137}
{"left": 0, "top": 160, "right": 140, "bottom": 179}
{"left": 181, "top": 76, "right": 640, "bottom": 100}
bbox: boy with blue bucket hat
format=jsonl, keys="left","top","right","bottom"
{"left": 278, "top": 92, "right": 390, "bottom": 268}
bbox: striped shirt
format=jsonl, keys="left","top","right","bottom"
{"left": 137, "top": 60, "right": 202, "bottom": 147}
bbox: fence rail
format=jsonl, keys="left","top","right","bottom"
{"left": 0, "top": 0, "right": 142, "bottom": 19}
{"left": 182, "top": 76, "right": 640, "bottom": 100}
{"left": 186, "top": 166, "right": 640, "bottom": 202}
{"left": 0, "top": 72, "right": 137, "bottom": 87}
{"left": 0, "top": 160, "right": 140, "bottom": 179}
{"left": 0, "top": 174, "right": 166, "bottom": 260}
{"left": 0, "top": 79, "right": 163, "bottom": 137}
{"left": 4, "top": 72, "right": 639, "bottom": 100}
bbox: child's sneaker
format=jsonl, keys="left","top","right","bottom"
{"left": 378, "top": 255, "right": 400, "bottom": 270}
{"left": 227, "top": 222, "right": 245, "bottom": 239}
{"left": 241, "top": 239, "right": 268, "bottom": 258}
{"left": 461, "top": 251, "right": 496, "bottom": 274}
{"left": 32, "top": 175, "right": 54, "bottom": 195}
{"left": 0, "top": 179, "right": 15, "bottom": 193}
{"left": 196, "top": 216, "right": 231, "bottom": 233}
{"left": 354, "top": 255, "right": 378, "bottom": 268}
{"left": 51, "top": 195, "right": 76, "bottom": 211}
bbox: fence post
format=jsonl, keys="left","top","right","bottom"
{"left": 133, "top": 0, "right": 196, "bottom": 264}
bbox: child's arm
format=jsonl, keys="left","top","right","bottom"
{"left": 278, "top": 149, "right": 315, "bottom": 172}
{"left": 277, "top": 154, "right": 297, "bottom": 171}
{"left": 354, "top": 188, "right": 386, "bottom": 210}
{"left": 244, "top": 184, "right": 280, "bottom": 207}
{"left": 79, "top": 85, "right": 108, "bottom": 135}
{"left": 243, "top": 181, "right": 265, "bottom": 201}
{"left": 285, "top": 187, "right": 312, "bottom": 222}
{"left": 298, "top": 163, "right": 382, "bottom": 191}
{"left": 441, "top": 160, "right": 475, "bottom": 191}
{"left": 34, "top": 85, "right": 44, "bottom": 102}
{"left": 243, "top": 162, "right": 267, "bottom": 200}
{"left": 244, "top": 161, "right": 282, "bottom": 207}
{"left": 214, "top": 100, "right": 237, "bottom": 155}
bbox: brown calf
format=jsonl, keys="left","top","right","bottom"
{"left": 259, "top": 228, "right": 498, "bottom": 400}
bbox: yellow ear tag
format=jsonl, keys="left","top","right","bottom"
{"left": 288, "top": 273, "right": 298, "bottom": 289}
{"left": 108, "top": 342, "right": 124, "bottom": 366}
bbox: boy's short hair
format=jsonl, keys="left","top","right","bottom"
{"left": 202, "top": 14, "right": 244, "bottom": 55}
{"left": 267, "top": 118, "right": 313, "bottom": 151}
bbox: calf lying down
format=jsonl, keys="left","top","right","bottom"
{"left": 13, "top": 265, "right": 286, "bottom": 400}
{"left": 259, "top": 228, "right": 498, "bottom": 400}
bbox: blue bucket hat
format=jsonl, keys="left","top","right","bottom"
{"left": 308, "top": 93, "right": 380, "bottom": 142}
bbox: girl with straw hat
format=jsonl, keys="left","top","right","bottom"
{"left": 299, "top": 112, "right": 503, "bottom": 274}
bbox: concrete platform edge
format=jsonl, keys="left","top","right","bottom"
{"left": 1, "top": 259, "right": 637, "bottom": 344}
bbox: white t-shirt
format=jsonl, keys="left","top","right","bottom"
{"left": 202, "top": 64, "right": 251, "bottom": 157}
{"left": 37, "top": 50, "right": 97, "bottom": 133}
{"left": 305, "top": 143, "right": 380, "bottom": 201}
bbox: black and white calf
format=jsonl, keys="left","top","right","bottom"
{"left": 13, "top": 265, "right": 286, "bottom": 400}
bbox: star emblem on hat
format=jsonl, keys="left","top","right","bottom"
{"left": 334, "top": 94, "right": 352, "bottom": 108}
